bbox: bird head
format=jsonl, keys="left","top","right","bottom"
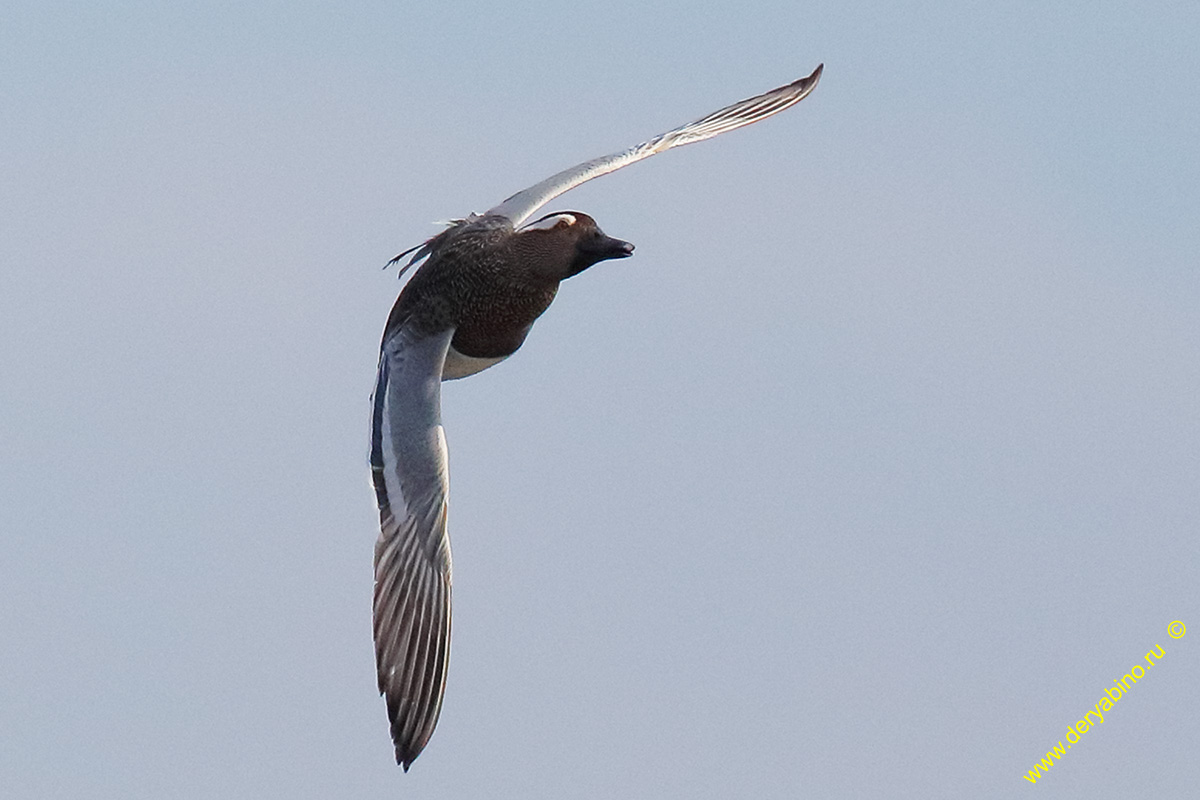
{"left": 515, "top": 211, "right": 634, "bottom": 280}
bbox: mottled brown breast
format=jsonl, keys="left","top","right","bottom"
{"left": 451, "top": 281, "right": 559, "bottom": 358}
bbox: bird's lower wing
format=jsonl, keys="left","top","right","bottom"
{"left": 486, "top": 64, "right": 823, "bottom": 228}
{"left": 370, "top": 322, "right": 456, "bottom": 770}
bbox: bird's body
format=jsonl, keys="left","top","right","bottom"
{"left": 383, "top": 213, "right": 631, "bottom": 380}
{"left": 369, "top": 65, "right": 824, "bottom": 770}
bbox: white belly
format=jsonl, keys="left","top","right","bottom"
{"left": 442, "top": 345, "right": 510, "bottom": 380}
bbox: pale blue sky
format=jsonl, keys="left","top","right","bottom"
{"left": 2, "top": 2, "right": 1198, "bottom": 798}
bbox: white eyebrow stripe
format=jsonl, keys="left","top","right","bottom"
{"left": 518, "top": 213, "right": 577, "bottom": 232}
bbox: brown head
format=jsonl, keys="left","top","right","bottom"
{"left": 512, "top": 211, "right": 634, "bottom": 281}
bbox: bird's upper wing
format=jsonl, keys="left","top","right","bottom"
{"left": 485, "top": 64, "right": 823, "bottom": 228}
{"left": 370, "top": 320, "right": 456, "bottom": 770}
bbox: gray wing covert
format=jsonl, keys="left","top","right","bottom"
{"left": 370, "top": 321, "right": 456, "bottom": 770}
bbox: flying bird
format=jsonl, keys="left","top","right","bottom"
{"left": 370, "top": 64, "right": 823, "bottom": 770}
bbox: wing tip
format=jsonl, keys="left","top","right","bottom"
{"left": 798, "top": 63, "right": 824, "bottom": 91}
{"left": 395, "top": 732, "right": 426, "bottom": 771}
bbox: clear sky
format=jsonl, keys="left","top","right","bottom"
{"left": 2, "top": 2, "right": 1198, "bottom": 798}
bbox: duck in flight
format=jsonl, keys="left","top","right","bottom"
{"left": 370, "top": 64, "right": 823, "bottom": 770}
